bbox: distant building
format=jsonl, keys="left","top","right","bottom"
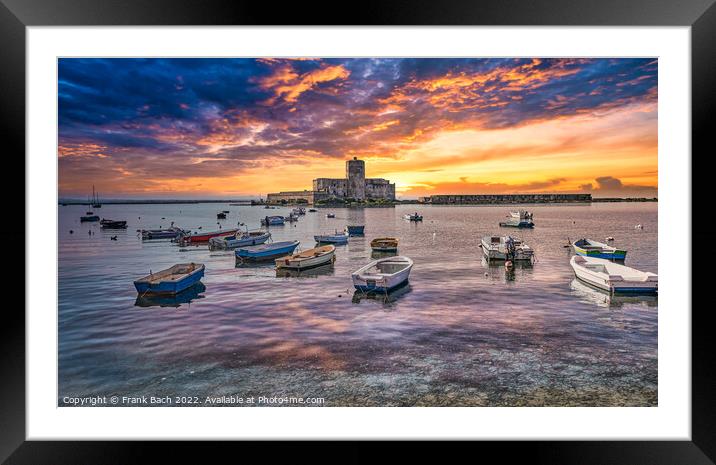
{"left": 419, "top": 194, "right": 592, "bottom": 204}
{"left": 267, "top": 157, "right": 395, "bottom": 204}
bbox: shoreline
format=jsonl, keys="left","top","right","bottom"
{"left": 59, "top": 197, "right": 657, "bottom": 206}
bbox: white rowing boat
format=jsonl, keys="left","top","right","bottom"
{"left": 570, "top": 255, "right": 657, "bottom": 294}
{"left": 275, "top": 245, "right": 336, "bottom": 271}
{"left": 352, "top": 256, "right": 413, "bottom": 293}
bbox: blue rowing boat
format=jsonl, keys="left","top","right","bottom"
{"left": 133, "top": 263, "right": 205, "bottom": 295}
{"left": 235, "top": 240, "right": 300, "bottom": 261}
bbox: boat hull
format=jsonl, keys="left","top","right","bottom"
{"left": 499, "top": 221, "right": 534, "bottom": 228}
{"left": 80, "top": 216, "right": 100, "bottom": 222}
{"left": 210, "top": 232, "right": 271, "bottom": 249}
{"left": 134, "top": 264, "right": 205, "bottom": 295}
{"left": 236, "top": 241, "right": 300, "bottom": 261}
{"left": 570, "top": 256, "right": 657, "bottom": 294}
{"left": 186, "top": 228, "right": 239, "bottom": 242}
{"left": 572, "top": 239, "right": 627, "bottom": 260}
{"left": 275, "top": 247, "right": 335, "bottom": 271}
{"left": 314, "top": 234, "right": 349, "bottom": 244}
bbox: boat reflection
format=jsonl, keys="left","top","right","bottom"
{"left": 371, "top": 250, "right": 398, "bottom": 259}
{"left": 351, "top": 282, "right": 412, "bottom": 306}
{"left": 481, "top": 257, "right": 533, "bottom": 282}
{"left": 275, "top": 263, "right": 335, "bottom": 279}
{"left": 134, "top": 282, "right": 206, "bottom": 308}
{"left": 570, "top": 279, "right": 658, "bottom": 308}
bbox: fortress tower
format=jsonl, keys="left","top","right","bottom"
{"left": 346, "top": 157, "right": 366, "bottom": 200}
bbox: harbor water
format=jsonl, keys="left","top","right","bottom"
{"left": 58, "top": 202, "right": 658, "bottom": 406}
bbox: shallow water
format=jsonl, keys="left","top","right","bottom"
{"left": 58, "top": 202, "right": 657, "bottom": 406}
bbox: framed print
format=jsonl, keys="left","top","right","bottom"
{"left": 3, "top": 0, "right": 714, "bottom": 462}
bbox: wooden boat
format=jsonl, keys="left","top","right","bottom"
{"left": 217, "top": 212, "right": 227, "bottom": 219}
{"left": 572, "top": 238, "right": 627, "bottom": 260}
{"left": 292, "top": 207, "right": 306, "bottom": 216}
{"left": 182, "top": 228, "right": 239, "bottom": 243}
{"left": 100, "top": 219, "right": 127, "bottom": 229}
{"left": 346, "top": 225, "right": 365, "bottom": 236}
{"left": 80, "top": 211, "right": 100, "bottom": 222}
{"left": 236, "top": 240, "right": 300, "bottom": 261}
{"left": 275, "top": 245, "right": 336, "bottom": 271}
{"left": 314, "top": 231, "right": 349, "bottom": 244}
{"left": 222, "top": 210, "right": 230, "bottom": 213}
{"left": 209, "top": 230, "right": 271, "bottom": 249}
{"left": 141, "top": 226, "right": 185, "bottom": 240}
{"left": 481, "top": 235, "right": 534, "bottom": 261}
{"left": 133, "top": 263, "right": 205, "bottom": 296}
{"left": 570, "top": 255, "right": 657, "bottom": 294}
{"left": 352, "top": 256, "right": 414, "bottom": 293}
{"left": 326, "top": 213, "right": 335, "bottom": 218}
{"left": 370, "top": 237, "right": 398, "bottom": 252}
{"left": 308, "top": 209, "right": 318, "bottom": 212}
{"left": 404, "top": 213, "right": 423, "bottom": 221}
{"left": 260, "top": 215, "right": 285, "bottom": 226}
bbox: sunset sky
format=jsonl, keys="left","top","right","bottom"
{"left": 58, "top": 58, "right": 657, "bottom": 199}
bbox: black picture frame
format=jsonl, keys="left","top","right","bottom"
{"left": 2, "top": 0, "right": 713, "bottom": 463}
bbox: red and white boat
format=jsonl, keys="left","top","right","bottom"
{"left": 179, "top": 228, "right": 239, "bottom": 244}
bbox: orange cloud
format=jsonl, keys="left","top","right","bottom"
{"left": 259, "top": 64, "right": 350, "bottom": 104}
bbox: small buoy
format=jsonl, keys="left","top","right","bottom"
{"left": 338, "top": 294, "right": 342, "bottom": 298}
{"left": 69, "top": 230, "right": 73, "bottom": 234}
{"left": 88, "top": 230, "right": 92, "bottom": 235}
{"left": 484, "top": 272, "right": 489, "bottom": 276}
{"left": 161, "top": 217, "right": 165, "bottom": 220}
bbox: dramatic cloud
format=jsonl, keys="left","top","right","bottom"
{"left": 58, "top": 58, "right": 658, "bottom": 198}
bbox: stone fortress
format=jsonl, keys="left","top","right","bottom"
{"left": 266, "top": 157, "right": 396, "bottom": 205}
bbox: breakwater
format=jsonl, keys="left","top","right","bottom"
{"left": 419, "top": 194, "right": 592, "bottom": 204}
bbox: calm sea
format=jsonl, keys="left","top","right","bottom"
{"left": 58, "top": 202, "right": 658, "bottom": 406}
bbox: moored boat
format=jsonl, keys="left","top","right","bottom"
{"left": 572, "top": 238, "right": 627, "bottom": 260}
{"left": 351, "top": 256, "right": 414, "bottom": 293}
{"left": 260, "top": 215, "right": 285, "bottom": 226}
{"left": 292, "top": 207, "right": 306, "bottom": 216}
{"left": 404, "top": 213, "right": 423, "bottom": 221}
{"left": 370, "top": 237, "right": 398, "bottom": 252}
{"left": 308, "top": 208, "right": 318, "bottom": 212}
{"left": 141, "top": 226, "right": 185, "bottom": 240}
{"left": 346, "top": 225, "right": 365, "bottom": 236}
{"left": 100, "top": 219, "right": 128, "bottom": 229}
{"left": 275, "top": 245, "right": 336, "bottom": 271}
{"left": 499, "top": 210, "right": 534, "bottom": 228}
{"left": 481, "top": 235, "right": 534, "bottom": 261}
{"left": 236, "top": 240, "right": 300, "bottom": 261}
{"left": 314, "top": 230, "right": 349, "bottom": 244}
{"left": 326, "top": 213, "right": 335, "bottom": 218}
{"left": 133, "top": 263, "right": 205, "bottom": 296}
{"left": 208, "top": 230, "right": 271, "bottom": 249}
{"left": 80, "top": 211, "right": 100, "bottom": 222}
{"left": 217, "top": 212, "right": 227, "bottom": 219}
{"left": 181, "top": 228, "right": 239, "bottom": 244}
{"left": 570, "top": 255, "right": 657, "bottom": 294}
